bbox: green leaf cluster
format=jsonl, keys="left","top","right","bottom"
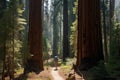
{"left": 0, "top": 0, "right": 27, "bottom": 73}
{"left": 70, "top": 0, "right": 78, "bottom": 55}
{"left": 89, "top": 61, "right": 109, "bottom": 80}
{"left": 106, "top": 55, "right": 120, "bottom": 77}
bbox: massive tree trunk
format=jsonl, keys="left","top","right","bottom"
{"left": 77, "top": 0, "right": 104, "bottom": 69}
{"left": 26, "top": 0, "right": 43, "bottom": 73}
{"left": 63, "top": 0, "right": 69, "bottom": 61}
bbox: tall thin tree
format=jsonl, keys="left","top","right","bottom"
{"left": 63, "top": 0, "right": 69, "bottom": 61}
{"left": 52, "top": 0, "right": 61, "bottom": 56}
{"left": 109, "top": 0, "right": 115, "bottom": 54}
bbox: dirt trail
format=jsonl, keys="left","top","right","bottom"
{"left": 51, "top": 67, "right": 64, "bottom": 80}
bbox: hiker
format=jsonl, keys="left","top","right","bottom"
{"left": 54, "top": 56, "right": 58, "bottom": 70}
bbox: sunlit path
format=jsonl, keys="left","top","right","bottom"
{"left": 51, "top": 67, "right": 64, "bottom": 80}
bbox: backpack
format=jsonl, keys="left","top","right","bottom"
{"left": 54, "top": 56, "right": 58, "bottom": 61}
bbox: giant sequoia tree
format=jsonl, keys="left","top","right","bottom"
{"left": 77, "top": 0, "right": 104, "bottom": 69}
{"left": 26, "top": 0, "right": 43, "bottom": 73}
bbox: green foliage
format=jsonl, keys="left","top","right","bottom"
{"left": 73, "top": 1, "right": 78, "bottom": 14}
{"left": 106, "top": 3, "right": 120, "bottom": 79}
{"left": 42, "top": 36, "right": 52, "bottom": 60}
{"left": 106, "top": 55, "right": 120, "bottom": 77}
{"left": 89, "top": 61, "right": 109, "bottom": 80}
{"left": 111, "top": 22, "right": 120, "bottom": 55}
{"left": 70, "top": 0, "right": 78, "bottom": 56}
{"left": 60, "top": 58, "right": 76, "bottom": 68}
{"left": 89, "top": 59, "right": 120, "bottom": 80}
{"left": 98, "top": 1, "right": 120, "bottom": 79}
{"left": 0, "top": 0, "right": 27, "bottom": 75}
{"left": 60, "top": 65, "right": 71, "bottom": 74}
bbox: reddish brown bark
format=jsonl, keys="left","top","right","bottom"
{"left": 26, "top": 0, "right": 43, "bottom": 73}
{"left": 77, "top": 0, "right": 104, "bottom": 69}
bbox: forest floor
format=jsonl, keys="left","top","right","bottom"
{"left": 3, "top": 58, "right": 84, "bottom": 80}
{"left": 26, "top": 66, "right": 84, "bottom": 80}
{"left": 51, "top": 67, "right": 64, "bottom": 80}
{"left": 11, "top": 66, "right": 84, "bottom": 80}
{"left": 3, "top": 66, "right": 84, "bottom": 80}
